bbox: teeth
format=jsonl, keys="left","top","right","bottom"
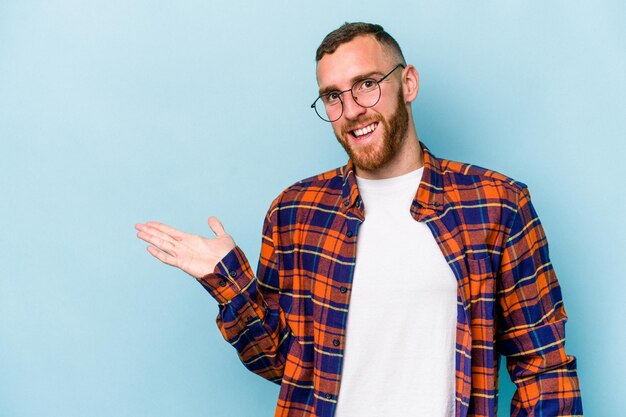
{"left": 353, "top": 122, "right": 377, "bottom": 137}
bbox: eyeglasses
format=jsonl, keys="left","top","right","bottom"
{"left": 311, "top": 64, "right": 405, "bottom": 122}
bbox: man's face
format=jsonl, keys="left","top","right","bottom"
{"left": 316, "top": 36, "right": 409, "bottom": 172}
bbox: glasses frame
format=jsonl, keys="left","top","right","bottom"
{"left": 311, "top": 63, "right": 406, "bottom": 122}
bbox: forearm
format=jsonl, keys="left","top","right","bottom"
{"left": 496, "top": 186, "right": 583, "bottom": 415}
{"left": 498, "top": 314, "right": 582, "bottom": 415}
{"left": 198, "top": 245, "right": 290, "bottom": 383}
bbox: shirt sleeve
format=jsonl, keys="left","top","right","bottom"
{"left": 197, "top": 201, "right": 291, "bottom": 384}
{"left": 495, "top": 186, "right": 583, "bottom": 416}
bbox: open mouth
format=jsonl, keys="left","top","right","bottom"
{"left": 350, "top": 122, "right": 379, "bottom": 141}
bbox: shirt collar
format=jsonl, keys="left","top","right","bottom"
{"left": 339, "top": 141, "right": 445, "bottom": 213}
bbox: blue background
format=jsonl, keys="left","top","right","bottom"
{"left": 1, "top": 1, "right": 624, "bottom": 416}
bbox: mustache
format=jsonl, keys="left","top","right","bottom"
{"left": 340, "top": 116, "right": 383, "bottom": 137}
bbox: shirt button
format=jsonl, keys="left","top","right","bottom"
{"left": 325, "top": 393, "right": 332, "bottom": 399}
{"left": 346, "top": 230, "right": 353, "bottom": 238}
{"left": 356, "top": 200, "right": 362, "bottom": 208}
{"left": 340, "top": 286, "right": 347, "bottom": 293}
{"left": 343, "top": 199, "right": 349, "bottom": 206}
{"left": 333, "top": 339, "right": 340, "bottom": 346}
{"left": 219, "top": 280, "right": 227, "bottom": 287}
{"left": 433, "top": 202, "right": 440, "bottom": 207}
{"left": 229, "top": 270, "right": 237, "bottom": 277}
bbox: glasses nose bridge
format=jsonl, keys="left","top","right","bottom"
{"left": 349, "top": 81, "right": 369, "bottom": 106}
{"left": 337, "top": 86, "right": 355, "bottom": 105}
{"left": 341, "top": 84, "right": 367, "bottom": 116}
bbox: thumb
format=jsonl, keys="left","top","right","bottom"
{"left": 208, "top": 216, "right": 227, "bottom": 237}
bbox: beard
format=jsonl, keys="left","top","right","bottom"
{"left": 334, "top": 88, "right": 409, "bottom": 172}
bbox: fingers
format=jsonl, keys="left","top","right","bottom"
{"left": 136, "top": 223, "right": 177, "bottom": 244}
{"left": 146, "top": 246, "right": 177, "bottom": 266}
{"left": 136, "top": 230, "right": 176, "bottom": 256}
{"left": 208, "top": 216, "right": 227, "bottom": 237}
{"left": 140, "top": 221, "right": 186, "bottom": 241}
{"left": 135, "top": 222, "right": 181, "bottom": 255}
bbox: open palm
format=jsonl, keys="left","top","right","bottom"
{"left": 135, "top": 216, "right": 235, "bottom": 279}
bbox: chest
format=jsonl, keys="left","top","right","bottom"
{"left": 354, "top": 205, "right": 457, "bottom": 295}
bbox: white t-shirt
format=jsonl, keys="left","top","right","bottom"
{"left": 334, "top": 167, "right": 457, "bottom": 417}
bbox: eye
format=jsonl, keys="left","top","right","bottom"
{"left": 356, "top": 79, "right": 377, "bottom": 92}
{"left": 324, "top": 92, "right": 341, "bottom": 105}
{"left": 363, "top": 80, "right": 376, "bottom": 89}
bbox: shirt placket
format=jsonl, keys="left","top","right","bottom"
{"left": 412, "top": 205, "right": 473, "bottom": 417}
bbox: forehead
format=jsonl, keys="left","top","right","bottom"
{"left": 316, "top": 35, "right": 392, "bottom": 89}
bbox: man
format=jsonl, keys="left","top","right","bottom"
{"left": 136, "top": 22, "right": 582, "bottom": 417}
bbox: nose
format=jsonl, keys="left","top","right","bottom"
{"left": 342, "top": 93, "right": 366, "bottom": 120}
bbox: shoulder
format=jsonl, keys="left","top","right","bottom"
{"left": 427, "top": 153, "right": 533, "bottom": 213}
{"left": 431, "top": 154, "right": 538, "bottom": 238}
{"left": 287, "top": 166, "right": 346, "bottom": 191}
{"left": 438, "top": 156, "right": 528, "bottom": 197}
{"left": 265, "top": 165, "right": 346, "bottom": 215}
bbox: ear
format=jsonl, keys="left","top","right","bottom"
{"left": 402, "top": 65, "right": 419, "bottom": 104}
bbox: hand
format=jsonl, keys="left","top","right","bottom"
{"left": 135, "top": 216, "right": 236, "bottom": 279}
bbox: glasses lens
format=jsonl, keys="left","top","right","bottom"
{"left": 314, "top": 97, "right": 342, "bottom": 122}
{"left": 352, "top": 79, "right": 381, "bottom": 108}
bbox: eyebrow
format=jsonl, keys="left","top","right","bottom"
{"left": 318, "top": 70, "right": 386, "bottom": 96}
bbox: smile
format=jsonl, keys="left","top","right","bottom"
{"left": 351, "top": 122, "right": 379, "bottom": 138}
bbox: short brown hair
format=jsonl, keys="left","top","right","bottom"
{"left": 315, "top": 22, "right": 406, "bottom": 64}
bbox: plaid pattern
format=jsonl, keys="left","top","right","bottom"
{"left": 199, "top": 142, "right": 583, "bottom": 417}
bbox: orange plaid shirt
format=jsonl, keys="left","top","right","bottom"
{"left": 199, "top": 142, "right": 583, "bottom": 417}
